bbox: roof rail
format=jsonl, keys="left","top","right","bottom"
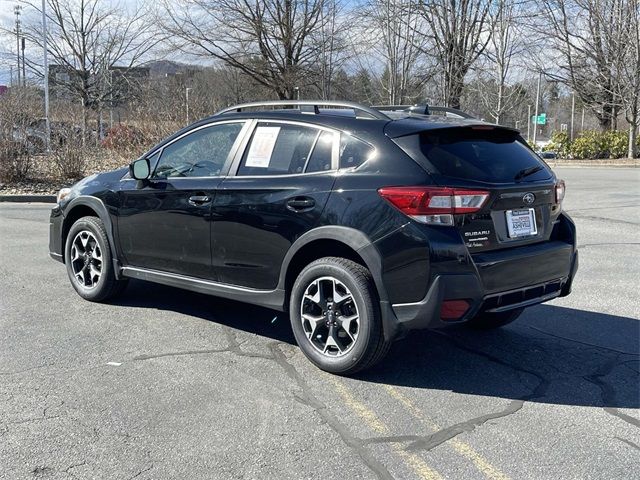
{"left": 215, "top": 100, "right": 390, "bottom": 120}
{"left": 373, "top": 104, "right": 476, "bottom": 119}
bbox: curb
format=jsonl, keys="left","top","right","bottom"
{"left": 0, "top": 194, "right": 56, "bottom": 203}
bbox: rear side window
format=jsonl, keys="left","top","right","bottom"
{"left": 237, "top": 123, "right": 334, "bottom": 176}
{"left": 412, "top": 128, "right": 551, "bottom": 183}
{"left": 340, "top": 134, "right": 374, "bottom": 169}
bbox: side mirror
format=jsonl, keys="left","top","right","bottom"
{"left": 130, "top": 158, "right": 150, "bottom": 180}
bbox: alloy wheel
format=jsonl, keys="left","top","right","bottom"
{"left": 70, "top": 230, "right": 103, "bottom": 289}
{"left": 300, "top": 276, "right": 360, "bottom": 357}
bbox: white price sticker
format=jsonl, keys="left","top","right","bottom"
{"left": 245, "top": 126, "right": 281, "bottom": 168}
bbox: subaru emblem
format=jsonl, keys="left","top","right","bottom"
{"left": 523, "top": 192, "right": 535, "bottom": 204}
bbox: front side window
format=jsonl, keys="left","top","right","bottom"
{"left": 153, "top": 122, "right": 244, "bottom": 178}
{"left": 237, "top": 123, "right": 334, "bottom": 176}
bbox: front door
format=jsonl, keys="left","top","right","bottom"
{"left": 212, "top": 121, "right": 338, "bottom": 289}
{"left": 117, "top": 121, "right": 248, "bottom": 279}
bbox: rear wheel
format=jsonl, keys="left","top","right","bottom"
{"left": 289, "top": 257, "right": 391, "bottom": 375}
{"left": 64, "top": 216, "right": 128, "bottom": 302}
{"left": 466, "top": 308, "right": 524, "bottom": 330}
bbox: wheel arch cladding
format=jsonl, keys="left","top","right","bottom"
{"left": 62, "top": 197, "right": 121, "bottom": 277}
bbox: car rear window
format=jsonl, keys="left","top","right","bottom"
{"left": 409, "top": 127, "right": 551, "bottom": 183}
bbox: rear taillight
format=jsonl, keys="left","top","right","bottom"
{"left": 378, "top": 186, "right": 489, "bottom": 226}
{"left": 555, "top": 180, "right": 565, "bottom": 204}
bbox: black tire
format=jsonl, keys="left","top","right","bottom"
{"left": 466, "top": 307, "right": 524, "bottom": 330}
{"left": 64, "top": 216, "right": 128, "bottom": 302}
{"left": 289, "top": 257, "right": 391, "bottom": 375}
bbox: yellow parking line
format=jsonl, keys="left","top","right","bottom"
{"left": 384, "top": 385, "right": 510, "bottom": 480}
{"left": 328, "top": 376, "right": 443, "bottom": 480}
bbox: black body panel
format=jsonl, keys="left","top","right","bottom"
{"left": 117, "top": 177, "right": 220, "bottom": 279}
{"left": 49, "top": 106, "right": 578, "bottom": 342}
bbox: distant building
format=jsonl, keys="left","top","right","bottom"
{"left": 48, "top": 64, "right": 150, "bottom": 105}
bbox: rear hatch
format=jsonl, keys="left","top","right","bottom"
{"left": 390, "top": 123, "right": 562, "bottom": 253}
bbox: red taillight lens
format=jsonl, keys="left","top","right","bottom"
{"left": 440, "top": 299, "right": 470, "bottom": 320}
{"left": 378, "top": 186, "right": 489, "bottom": 225}
{"left": 555, "top": 180, "right": 565, "bottom": 204}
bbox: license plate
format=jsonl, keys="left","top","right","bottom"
{"left": 505, "top": 208, "right": 537, "bottom": 238}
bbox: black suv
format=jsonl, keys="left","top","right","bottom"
{"left": 49, "top": 101, "right": 578, "bottom": 374}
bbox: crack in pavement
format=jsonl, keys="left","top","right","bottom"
{"left": 0, "top": 362, "right": 56, "bottom": 376}
{"left": 568, "top": 213, "right": 639, "bottom": 226}
{"left": 133, "top": 332, "right": 393, "bottom": 479}
{"left": 132, "top": 329, "right": 273, "bottom": 361}
{"left": 614, "top": 436, "right": 640, "bottom": 451}
{"left": 362, "top": 399, "right": 524, "bottom": 453}
{"left": 528, "top": 326, "right": 640, "bottom": 356}
{"left": 63, "top": 460, "right": 88, "bottom": 477}
{"left": 583, "top": 358, "right": 640, "bottom": 429}
{"left": 269, "top": 343, "right": 395, "bottom": 480}
{"left": 439, "top": 330, "right": 639, "bottom": 432}
{"left": 126, "top": 464, "right": 153, "bottom": 480}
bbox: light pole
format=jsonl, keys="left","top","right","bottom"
{"left": 532, "top": 71, "right": 542, "bottom": 149}
{"left": 42, "top": 0, "right": 50, "bottom": 152}
{"left": 527, "top": 105, "right": 532, "bottom": 141}
{"left": 570, "top": 91, "right": 575, "bottom": 142}
{"left": 186, "top": 87, "right": 192, "bottom": 124}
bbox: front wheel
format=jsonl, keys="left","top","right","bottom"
{"left": 64, "top": 216, "right": 128, "bottom": 302}
{"left": 289, "top": 257, "right": 391, "bottom": 375}
{"left": 466, "top": 308, "right": 524, "bottom": 330}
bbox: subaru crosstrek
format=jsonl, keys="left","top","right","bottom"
{"left": 49, "top": 101, "right": 578, "bottom": 374}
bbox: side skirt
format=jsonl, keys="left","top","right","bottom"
{"left": 120, "top": 266, "right": 286, "bottom": 311}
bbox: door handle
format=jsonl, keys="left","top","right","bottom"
{"left": 188, "top": 195, "right": 211, "bottom": 206}
{"left": 286, "top": 197, "right": 315, "bottom": 212}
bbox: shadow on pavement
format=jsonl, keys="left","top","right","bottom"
{"left": 114, "top": 280, "right": 639, "bottom": 410}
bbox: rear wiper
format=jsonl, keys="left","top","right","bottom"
{"left": 514, "top": 165, "right": 543, "bottom": 181}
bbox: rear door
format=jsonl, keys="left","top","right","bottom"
{"left": 211, "top": 120, "right": 338, "bottom": 289}
{"left": 392, "top": 126, "right": 559, "bottom": 253}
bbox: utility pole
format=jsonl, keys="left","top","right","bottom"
{"left": 570, "top": 91, "right": 575, "bottom": 141}
{"left": 21, "top": 37, "right": 26, "bottom": 86}
{"left": 532, "top": 71, "right": 542, "bottom": 148}
{"left": 527, "top": 105, "right": 532, "bottom": 141}
{"left": 581, "top": 108, "right": 585, "bottom": 132}
{"left": 14, "top": 5, "right": 22, "bottom": 87}
{"left": 186, "top": 87, "right": 192, "bottom": 124}
{"left": 42, "top": 0, "right": 51, "bottom": 152}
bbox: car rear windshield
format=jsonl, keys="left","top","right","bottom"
{"left": 410, "top": 127, "right": 551, "bottom": 183}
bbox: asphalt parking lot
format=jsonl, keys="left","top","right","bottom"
{"left": 1, "top": 167, "right": 638, "bottom": 480}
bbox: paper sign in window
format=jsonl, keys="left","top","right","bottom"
{"left": 245, "top": 127, "right": 281, "bottom": 167}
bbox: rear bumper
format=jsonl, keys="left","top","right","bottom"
{"left": 390, "top": 243, "right": 578, "bottom": 333}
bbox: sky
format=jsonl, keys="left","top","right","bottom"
{"left": 0, "top": 0, "right": 146, "bottom": 86}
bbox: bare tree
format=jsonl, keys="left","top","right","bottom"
{"left": 160, "top": 0, "right": 332, "bottom": 100}
{"left": 417, "top": 0, "right": 494, "bottom": 109}
{"left": 355, "top": 0, "right": 426, "bottom": 105}
{"left": 616, "top": 0, "right": 640, "bottom": 158}
{"left": 475, "top": 0, "right": 531, "bottom": 124}
{"left": 542, "top": 0, "right": 633, "bottom": 130}
{"left": 19, "top": 0, "right": 156, "bottom": 144}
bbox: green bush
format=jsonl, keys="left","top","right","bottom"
{"left": 568, "top": 130, "right": 631, "bottom": 159}
{"left": 569, "top": 131, "right": 605, "bottom": 159}
{"left": 605, "top": 130, "right": 628, "bottom": 158}
{"left": 545, "top": 131, "right": 571, "bottom": 157}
